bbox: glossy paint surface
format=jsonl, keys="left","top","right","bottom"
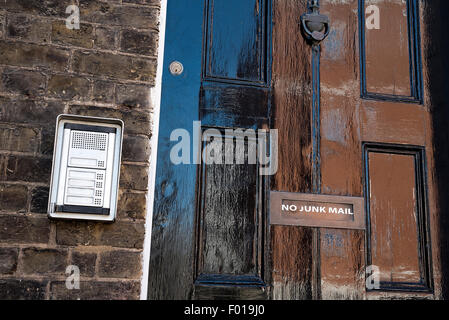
{"left": 149, "top": 0, "right": 271, "bottom": 299}
{"left": 149, "top": 0, "right": 444, "bottom": 300}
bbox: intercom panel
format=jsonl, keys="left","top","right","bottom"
{"left": 48, "top": 115, "right": 124, "bottom": 221}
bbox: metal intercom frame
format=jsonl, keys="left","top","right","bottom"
{"left": 48, "top": 114, "right": 124, "bottom": 222}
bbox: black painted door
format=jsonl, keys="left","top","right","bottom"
{"left": 148, "top": 0, "right": 272, "bottom": 299}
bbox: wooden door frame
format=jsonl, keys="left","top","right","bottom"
{"left": 425, "top": 0, "right": 449, "bottom": 300}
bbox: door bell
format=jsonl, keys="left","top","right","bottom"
{"left": 48, "top": 114, "right": 124, "bottom": 222}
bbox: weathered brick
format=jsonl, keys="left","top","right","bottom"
{"left": 0, "top": 215, "right": 50, "bottom": 244}
{"left": 30, "top": 186, "right": 49, "bottom": 214}
{"left": 55, "top": 221, "right": 93, "bottom": 247}
{"left": 0, "top": 0, "right": 162, "bottom": 301}
{"left": 71, "top": 250, "right": 96, "bottom": 277}
{"left": 0, "top": 248, "right": 19, "bottom": 274}
{"left": 92, "top": 80, "right": 115, "bottom": 103}
{"left": 98, "top": 221, "right": 145, "bottom": 249}
{"left": 120, "top": 29, "right": 158, "bottom": 56}
{"left": 7, "top": 14, "right": 51, "bottom": 43}
{"left": 50, "top": 280, "right": 139, "bottom": 300}
{"left": 80, "top": 1, "right": 159, "bottom": 29}
{"left": 123, "top": 0, "right": 161, "bottom": 5}
{"left": 0, "top": 279, "right": 47, "bottom": 300}
{"left": 0, "top": 0, "right": 76, "bottom": 18}
{"left": 0, "top": 184, "right": 28, "bottom": 212}
{"left": 47, "top": 74, "right": 91, "bottom": 100}
{"left": 1, "top": 155, "right": 52, "bottom": 183}
{"left": 94, "top": 26, "right": 116, "bottom": 50}
{"left": 56, "top": 220, "right": 145, "bottom": 249}
{"left": 122, "top": 135, "right": 151, "bottom": 162}
{"left": 120, "top": 164, "right": 149, "bottom": 191}
{"left": 0, "top": 126, "right": 40, "bottom": 153}
{"left": 78, "top": 0, "right": 113, "bottom": 21}
{"left": 52, "top": 20, "right": 94, "bottom": 48}
{"left": 0, "top": 12, "right": 6, "bottom": 38}
{"left": 116, "top": 83, "right": 151, "bottom": 109}
{"left": 40, "top": 126, "right": 56, "bottom": 155}
{"left": 68, "top": 105, "right": 151, "bottom": 136}
{"left": 72, "top": 50, "right": 156, "bottom": 82}
{"left": 98, "top": 250, "right": 141, "bottom": 279}
{"left": 21, "top": 247, "right": 68, "bottom": 275}
{"left": 117, "top": 191, "right": 147, "bottom": 220}
{"left": 0, "top": 41, "right": 70, "bottom": 71}
{"left": 1, "top": 68, "right": 46, "bottom": 97}
{"left": 0, "top": 98, "right": 65, "bottom": 125}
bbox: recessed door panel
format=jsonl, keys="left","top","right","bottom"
{"left": 196, "top": 132, "right": 264, "bottom": 285}
{"left": 204, "top": 0, "right": 268, "bottom": 84}
{"left": 364, "top": 144, "right": 432, "bottom": 291}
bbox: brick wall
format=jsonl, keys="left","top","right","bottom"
{"left": 0, "top": 0, "right": 160, "bottom": 299}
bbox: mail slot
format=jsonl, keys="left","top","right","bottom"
{"left": 48, "top": 114, "right": 124, "bottom": 222}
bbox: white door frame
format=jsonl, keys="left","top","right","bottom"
{"left": 140, "top": 0, "right": 168, "bottom": 300}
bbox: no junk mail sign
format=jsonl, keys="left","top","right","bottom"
{"left": 270, "top": 191, "right": 366, "bottom": 230}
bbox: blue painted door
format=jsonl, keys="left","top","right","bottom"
{"left": 148, "top": 0, "right": 272, "bottom": 299}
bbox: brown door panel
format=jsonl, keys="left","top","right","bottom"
{"left": 271, "top": 0, "right": 438, "bottom": 299}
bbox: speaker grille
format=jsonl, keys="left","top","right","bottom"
{"left": 72, "top": 131, "right": 107, "bottom": 151}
